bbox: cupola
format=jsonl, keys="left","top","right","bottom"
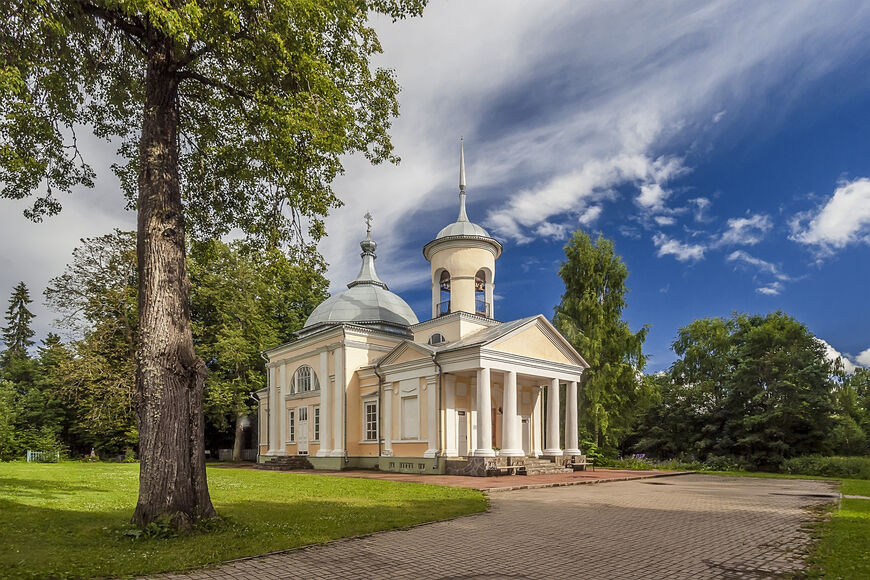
{"left": 423, "top": 140, "right": 502, "bottom": 319}
{"left": 301, "top": 215, "right": 419, "bottom": 336}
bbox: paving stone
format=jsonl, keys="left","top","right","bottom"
{"left": 145, "top": 474, "right": 837, "bottom": 579}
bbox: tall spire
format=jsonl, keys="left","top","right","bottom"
{"left": 348, "top": 212, "right": 387, "bottom": 289}
{"left": 458, "top": 138, "right": 468, "bottom": 222}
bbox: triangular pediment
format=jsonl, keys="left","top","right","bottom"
{"left": 486, "top": 315, "right": 589, "bottom": 368}
{"left": 377, "top": 340, "right": 434, "bottom": 367}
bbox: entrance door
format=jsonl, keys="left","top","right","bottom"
{"left": 457, "top": 410, "right": 468, "bottom": 456}
{"left": 521, "top": 415, "right": 531, "bottom": 455}
{"left": 297, "top": 406, "right": 309, "bottom": 455}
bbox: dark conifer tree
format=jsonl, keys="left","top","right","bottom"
{"left": 2, "top": 282, "right": 36, "bottom": 364}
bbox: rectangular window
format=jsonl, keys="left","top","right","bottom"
{"left": 298, "top": 406, "right": 308, "bottom": 421}
{"left": 402, "top": 396, "right": 419, "bottom": 439}
{"left": 364, "top": 401, "right": 378, "bottom": 441}
{"left": 288, "top": 409, "right": 295, "bottom": 442}
{"left": 313, "top": 406, "right": 320, "bottom": 441}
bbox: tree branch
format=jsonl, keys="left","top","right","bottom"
{"left": 177, "top": 70, "right": 253, "bottom": 101}
{"left": 76, "top": 1, "right": 147, "bottom": 53}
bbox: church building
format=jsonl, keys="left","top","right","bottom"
{"left": 257, "top": 143, "right": 589, "bottom": 475}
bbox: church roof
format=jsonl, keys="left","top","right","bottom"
{"left": 302, "top": 218, "right": 418, "bottom": 335}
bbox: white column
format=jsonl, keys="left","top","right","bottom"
{"left": 533, "top": 386, "right": 543, "bottom": 457}
{"left": 472, "top": 368, "right": 495, "bottom": 456}
{"left": 445, "top": 375, "right": 457, "bottom": 456}
{"left": 382, "top": 384, "right": 393, "bottom": 456}
{"left": 544, "top": 378, "right": 562, "bottom": 456}
{"left": 278, "top": 364, "right": 288, "bottom": 455}
{"left": 500, "top": 370, "right": 524, "bottom": 456}
{"left": 469, "top": 375, "right": 478, "bottom": 455}
{"left": 316, "top": 350, "right": 331, "bottom": 456}
{"left": 424, "top": 376, "right": 438, "bottom": 458}
{"left": 267, "top": 366, "right": 280, "bottom": 454}
{"left": 564, "top": 381, "right": 581, "bottom": 455}
{"left": 330, "top": 347, "right": 345, "bottom": 457}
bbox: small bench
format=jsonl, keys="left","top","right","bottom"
{"left": 567, "top": 457, "right": 595, "bottom": 472}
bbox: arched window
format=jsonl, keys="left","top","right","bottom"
{"left": 290, "top": 365, "right": 320, "bottom": 393}
{"left": 428, "top": 332, "right": 446, "bottom": 345}
{"left": 475, "top": 269, "right": 489, "bottom": 317}
{"left": 438, "top": 270, "right": 451, "bottom": 316}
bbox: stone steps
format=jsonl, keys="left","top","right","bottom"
{"left": 512, "top": 457, "right": 573, "bottom": 476}
{"left": 257, "top": 456, "right": 314, "bottom": 471}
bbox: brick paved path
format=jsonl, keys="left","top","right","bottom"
{"left": 155, "top": 474, "right": 837, "bottom": 580}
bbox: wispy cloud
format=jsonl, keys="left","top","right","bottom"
{"left": 653, "top": 233, "right": 706, "bottom": 262}
{"left": 756, "top": 281, "right": 783, "bottom": 296}
{"left": 578, "top": 206, "right": 602, "bottom": 226}
{"left": 716, "top": 214, "right": 773, "bottom": 247}
{"left": 689, "top": 197, "right": 713, "bottom": 223}
{"left": 790, "top": 177, "right": 870, "bottom": 255}
{"left": 726, "top": 250, "right": 790, "bottom": 281}
{"left": 535, "top": 221, "right": 570, "bottom": 241}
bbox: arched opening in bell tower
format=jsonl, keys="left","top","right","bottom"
{"left": 475, "top": 269, "right": 489, "bottom": 317}
{"left": 438, "top": 270, "right": 451, "bottom": 317}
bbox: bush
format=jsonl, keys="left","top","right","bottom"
{"left": 781, "top": 455, "right": 870, "bottom": 479}
{"left": 702, "top": 455, "right": 741, "bottom": 472}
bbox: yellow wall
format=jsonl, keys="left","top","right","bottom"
{"left": 491, "top": 326, "right": 573, "bottom": 364}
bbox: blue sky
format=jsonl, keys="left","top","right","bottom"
{"left": 1, "top": 1, "right": 868, "bottom": 372}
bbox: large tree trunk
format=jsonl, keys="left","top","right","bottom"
{"left": 132, "top": 45, "right": 216, "bottom": 527}
{"left": 232, "top": 410, "right": 245, "bottom": 462}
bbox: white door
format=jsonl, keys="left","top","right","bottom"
{"left": 457, "top": 410, "right": 468, "bottom": 456}
{"left": 521, "top": 415, "right": 531, "bottom": 456}
{"left": 298, "top": 406, "right": 309, "bottom": 455}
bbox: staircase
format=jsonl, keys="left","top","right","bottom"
{"left": 257, "top": 455, "right": 314, "bottom": 471}
{"left": 516, "top": 457, "right": 573, "bottom": 476}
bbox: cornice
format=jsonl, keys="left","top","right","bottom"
{"left": 422, "top": 235, "right": 503, "bottom": 261}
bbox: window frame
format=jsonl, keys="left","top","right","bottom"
{"left": 363, "top": 400, "right": 379, "bottom": 442}
{"left": 290, "top": 364, "right": 320, "bottom": 394}
{"left": 313, "top": 405, "right": 320, "bottom": 442}
{"left": 287, "top": 409, "right": 295, "bottom": 443}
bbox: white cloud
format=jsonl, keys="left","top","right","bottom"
{"left": 712, "top": 110, "right": 727, "bottom": 123}
{"left": 637, "top": 183, "right": 671, "bottom": 212}
{"left": 717, "top": 214, "right": 773, "bottom": 246}
{"left": 4, "top": 0, "right": 870, "bottom": 321}
{"left": 578, "top": 205, "right": 602, "bottom": 226}
{"left": 726, "top": 250, "right": 791, "bottom": 281}
{"left": 817, "top": 339, "right": 858, "bottom": 373}
{"left": 756, "top": 282, "right": 783, "bottom": 296}
{"left": 790, "top": 177, "right": 870, "bottom": 253}
{"left": 857, "top": 348, "right": 870, "bottom": 368}
{"left": 689, "top": 197, "right": 712, "bottom": 223}
{"left": 652, "top": 233, "right": 706, "bottom": 262}
{"left": 654, "top": 215, "right": 677, "bottom": 226}
{"left": 535, "top": 221, "right": 570, "bottom": 240}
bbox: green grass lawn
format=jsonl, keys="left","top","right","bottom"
{"left": 0, "top": 462, "right": 488, "bottom": 579}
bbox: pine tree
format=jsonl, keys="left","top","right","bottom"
{"left": 553, "top": 231, "right": 650, "bottom": 449}
{"left": 2, "top": 282, "right": 36, "bottom": 363}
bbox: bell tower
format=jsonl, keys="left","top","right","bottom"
{"left": 423, "top": 140, "right": 502, "bottom": 319}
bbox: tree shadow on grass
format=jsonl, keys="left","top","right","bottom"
{"left": 0, "top": 495, "right": 487, "bottom": 579}
{"left": 0, "top": 475, "right": 112, "bottom": 499}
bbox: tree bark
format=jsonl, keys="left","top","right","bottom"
{"left": 232, "top": 410, "right": 245, "bottom": 462}
{"left": 132, "top": 44, "right": 216, "bottom": 527}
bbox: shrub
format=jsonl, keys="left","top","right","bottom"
{"left": 703, "top": 456, "right": 741, "bottom": 472}
{"left": 781, "top": 455, "right": 870, "bottom": 479}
